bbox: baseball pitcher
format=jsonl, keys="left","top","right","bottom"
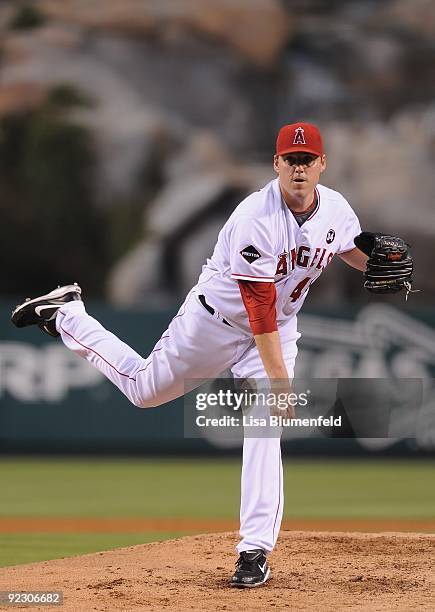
{"left": 11, "top": 122, "right": 414, "bottom": 587}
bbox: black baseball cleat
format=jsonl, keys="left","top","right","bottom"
{"left": 11, "top": 283, "right": 82, "bottom": 338}
{"left": 230, "top": 549, "right": 271, "bottom": 588}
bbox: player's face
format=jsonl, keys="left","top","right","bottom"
{"left": 273, "top": 153, "right": 326, "bottom": 202}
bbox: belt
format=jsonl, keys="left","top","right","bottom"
{"left": 198, "top": 294, "right": 232, "bottom": 327}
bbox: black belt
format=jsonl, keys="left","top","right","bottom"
{"left": 198, "top": 294, "right": 232, "bottom": 326}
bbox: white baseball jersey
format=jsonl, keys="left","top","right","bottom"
{"left": 195, "top": 178, "right": 361, "bottom": 333}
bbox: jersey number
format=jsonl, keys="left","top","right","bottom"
{"left": 289, "top": 277, "right": 311, "bottom": 302}
{"left": 276, "top": 253, "right": 288, "bottom": 276}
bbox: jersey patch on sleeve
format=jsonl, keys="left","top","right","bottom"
{"left": 240, "top": 245, "right": 262, "bottom": 264}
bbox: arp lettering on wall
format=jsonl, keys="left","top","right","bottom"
{"left": 0, "top": 343, "right": 104, "bottom": 402}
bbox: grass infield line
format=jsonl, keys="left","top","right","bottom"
{"left": 0, "top": 517, "right": 434, "bottom": 533}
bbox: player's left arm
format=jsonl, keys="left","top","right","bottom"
{"left": 336, "top": 201, "right": 367, "bottom": 271}
{"left": 338, "top": 247, "right": 368, "bottom": 271}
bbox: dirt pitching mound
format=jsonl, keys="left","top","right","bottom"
{"left": 1, "top": 531, "right": 434, "bottom": 611}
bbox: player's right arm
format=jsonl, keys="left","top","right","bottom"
{"left": 237, "top": 280, "right": 286, "bottom": 377}
{"left": 250, "top": 332, "right": 289, "bottom": 380}
{"left": 238, "top": 280, "right": 295, "bottom": 418}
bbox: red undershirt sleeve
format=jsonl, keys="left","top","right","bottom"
{"left": 238, "top": 280, "right": 278, "bottom": 335}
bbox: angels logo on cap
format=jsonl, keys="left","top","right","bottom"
{"left": 293, "top": 127, "right": 306, "bottom": 145}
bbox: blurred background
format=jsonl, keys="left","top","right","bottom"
{"left": 0, "top": 0, "right": 434, "bottom": 568}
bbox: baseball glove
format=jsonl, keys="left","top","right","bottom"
{"left": 354, "top": 232, "right": 415, "bottom": 297}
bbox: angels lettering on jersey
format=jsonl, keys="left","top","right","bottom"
{"left": 275, "top": 243, "right": 334, "bottom": 277}
{"left": 240, "top": 227, "right": 336, "bottom": 307}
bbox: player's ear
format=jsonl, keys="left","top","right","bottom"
{"left": 319, "top": 154, "right": 327, "bottom": 173}
{"left": 273, "top": 155, "right": 280, "bottom": 173}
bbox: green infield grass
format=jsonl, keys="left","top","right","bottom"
{"left": 0, "top": 532, "right": 189, "bottom": 567}
{"left": 0, "top": 458, "right": 434, "bottom": 567}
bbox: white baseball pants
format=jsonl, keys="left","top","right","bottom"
{"left": 56, "top": 289, "right": 298, "bottom": 554}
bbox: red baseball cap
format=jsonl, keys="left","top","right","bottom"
{"left": 276, "top": 122, "right": 323, "bottom": 156}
